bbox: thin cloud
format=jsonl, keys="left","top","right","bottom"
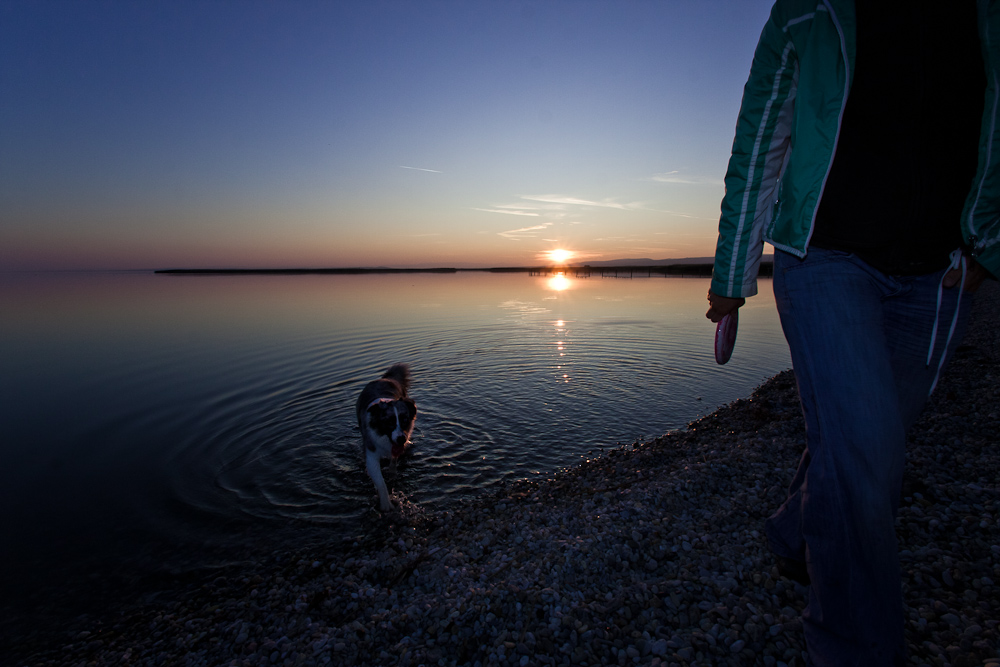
{"left": 498, "top": 223, "right": 552, "bottom": 240}
{"left": 400, "top": 166, "right": 443, "bottom": 173}
{"left": 650, "top": 171, "right": 724, "bottom": 186}
{"left": 474, "top": 208, "right": 540, "bottom": 217}
{"left": 493, "top": 204, "right": 549, "bottom": 211}
{"left": 647, "top": 208, "right": 716, "bottom": 220}
{"left": 520, "top": 195, "right": 641, "bottom": 211}
{"left": 480, "top": 192, "right": 691, "bottom": 223}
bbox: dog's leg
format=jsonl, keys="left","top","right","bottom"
{"left": 365, "top": 447, "right": 393, "bottom": 512}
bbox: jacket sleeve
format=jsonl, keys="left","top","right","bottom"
{"left": 963, "top": 0, "right": 1000, "bottom": 281}
{"left": 712, "top": 4, "right": 798, "bottom": 299}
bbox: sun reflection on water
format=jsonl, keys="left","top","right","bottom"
{"left": 551, "top": 318, "right": 573, "bottom": 383}
{"left": 547, "top": 273, "right": 571, "bottom": 291}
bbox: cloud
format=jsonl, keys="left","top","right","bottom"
{"left": 479, "top": 191, "right": 707, "bottom": 225}
{"left": 474, "top": 208, "right": 540, "bottom": 217}
{"left": 518, "top": 193, "right": 710, "bottom": 219}
{"left": 648, "top": 208, "right": 716, "bottom": 220}
{"left": 519, "top": 194, "right": 641, "bottom": 211}
{"left": 650, "top": 171, "right": 724, "bottom": 186}
{"left": 498, "top": 223, "right": 552, "bottom": 240}
{"left": 476, "top": 195, "right": 642, "bottom": 221}
{"left": 400, "top": 166, "right": 442, "bottom": 173}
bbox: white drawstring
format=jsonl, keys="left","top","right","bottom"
{"left": 926, "top": 248, "right": 966, "bottom": 395}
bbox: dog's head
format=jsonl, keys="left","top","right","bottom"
{"left": 366, "top": 398, "right": 417, "bottom": 457}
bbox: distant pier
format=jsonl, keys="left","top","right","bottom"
{"left": 528, "top": 264, "right": 756, "bottom": 278}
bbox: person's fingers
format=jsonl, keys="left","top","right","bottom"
{"left": 706, "top": 293, "right": 745, "bottom": 322}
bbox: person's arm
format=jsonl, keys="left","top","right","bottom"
{"left": 711, "top": 2, "right": 796, "bottom": 306}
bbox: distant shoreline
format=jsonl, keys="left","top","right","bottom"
{"left": 154, "top": 261, "right": 774, "bottom": 277}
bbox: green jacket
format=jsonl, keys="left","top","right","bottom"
{"left": 712, "top": 0, "right": 1000, "bottom": 299}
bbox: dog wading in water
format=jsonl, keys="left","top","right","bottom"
{"left": 356, "top": 364, "right": 416, "bottom": 512}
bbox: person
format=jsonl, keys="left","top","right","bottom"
{"left": 707, "top": 1, "right": 999, "bottom": 664}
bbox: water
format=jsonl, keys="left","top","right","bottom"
{"left": 0, "top": 270, "right": 789, "bottom": 593}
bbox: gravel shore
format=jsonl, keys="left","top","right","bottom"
{"left": 10, "top": 282, "right": 999, "bottom": 667}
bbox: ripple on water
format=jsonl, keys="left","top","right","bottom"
{"left": 170, "top": 319, "right": 785, "bottom": 545}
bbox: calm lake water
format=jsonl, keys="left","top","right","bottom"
{"left": 0, "top": 270, "right": 790, "bottom": 595}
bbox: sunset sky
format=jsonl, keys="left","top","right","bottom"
{"left": 1, "top": 0, "right": 773, "bottom": 270}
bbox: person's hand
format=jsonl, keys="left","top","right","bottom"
{"left": 706, "top": 290, "right": 745, "bottom": 323}
{"left": 943, "top": 257, "right": 989, "bottom": 293}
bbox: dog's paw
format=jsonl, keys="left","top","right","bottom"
{"left": 389, "top": 493, "right": 426, "bottom": 523}
{"left": 371, "top": 493, "right": 421, "bottom": 522}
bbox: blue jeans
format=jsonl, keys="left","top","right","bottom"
{"left": 766, "top": 247, "right": 972, "bottom": 666}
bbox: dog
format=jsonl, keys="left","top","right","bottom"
{"left": 356, "top": 364, "right": 416, "bottom": 512}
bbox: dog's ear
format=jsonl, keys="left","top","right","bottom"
{"left": 402, "top": 397, "right": 417, "bottom": 419}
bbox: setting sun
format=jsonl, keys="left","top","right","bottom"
{"left": 546, "top": 249, "right": 575, "bottom": 264}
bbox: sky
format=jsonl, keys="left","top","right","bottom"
{"left": 0, "top": 0, "right": 774, "bottom": 270}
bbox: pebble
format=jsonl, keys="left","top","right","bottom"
{"left": 9, "top": 283, "right": 1000, "bottom": 667}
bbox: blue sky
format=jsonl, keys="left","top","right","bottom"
{"left": 0, "top": 0, "right": 774, "bottom": 269}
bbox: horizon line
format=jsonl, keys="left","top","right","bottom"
{"left": 150, "top": 254, "right": 772, "bottom": 274}
{"left": 153, "top": 259, "right": 776, "bottom": 277}
{"left": 2, "top": 255, "right": 775, "bottom": 275}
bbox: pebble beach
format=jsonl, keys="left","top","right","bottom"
{"left": 8, "top": 282, "right": 999, "bottom": 667}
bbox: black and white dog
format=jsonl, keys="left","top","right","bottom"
{"left": 356, "top": 364, "right": 416, "bottom": 512}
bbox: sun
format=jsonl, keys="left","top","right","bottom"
{"left": 546, "top": 249, "right": 575, "bottom": 264}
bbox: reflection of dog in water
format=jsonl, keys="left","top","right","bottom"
{"left": 356, "top": 364, "right": 416, "bottom": 512}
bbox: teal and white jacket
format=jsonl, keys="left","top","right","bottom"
{"left": 711, "top": 0, "right": 1000, "bottom": 299}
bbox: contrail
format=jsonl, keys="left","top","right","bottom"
{"left": 400, "top": 166, "right": 442, "bottom": 173}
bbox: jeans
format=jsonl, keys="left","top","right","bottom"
{"left": 766, "top": 247, "right": 973, "bottom": 666}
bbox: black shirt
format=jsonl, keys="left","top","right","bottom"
{"left": 810, "top": 1, "right": 986, "bottom": 275}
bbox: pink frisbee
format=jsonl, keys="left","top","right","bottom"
{"left": 714, "top": 310, "right": 739, "bottom": 365}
